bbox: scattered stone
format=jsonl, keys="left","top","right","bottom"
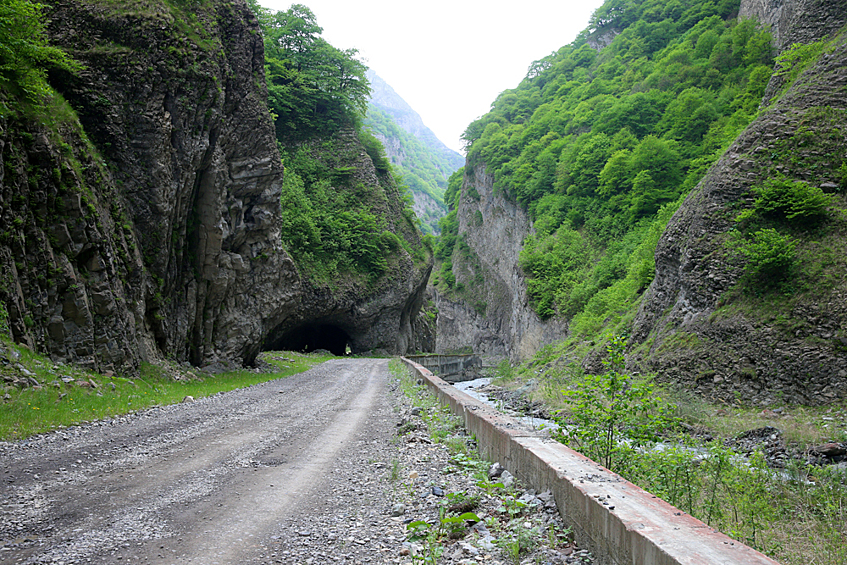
{"left": 488, "top": 462, "right": 504, "bottom": 479}
{"left": 390, "top": 503, "right": 406, "bottom": 517}
{"left": 811, "top": 442, "right": 847, "bottom": 458}
{"left": 500, "top": 470, "right": 515, "bottom": 488}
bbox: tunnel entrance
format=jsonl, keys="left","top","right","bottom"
{"left": 264, "top": 324, "right": 351, "bottom": 356}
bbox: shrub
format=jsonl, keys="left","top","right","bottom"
{"left": 736, "top": 228, "right": 796, "bottom": 287}
{"left": 737, "top": 174, "right": 834, "bottom": 227}
{"left": 552, "top": 336, "right": 679, "bottom": 473}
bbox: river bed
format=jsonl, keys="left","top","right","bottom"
{"left": 452, "top": 377, "right": 559, "bottom": 433}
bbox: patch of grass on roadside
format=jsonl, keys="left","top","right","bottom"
{"left": 0, "top": 342, "right": 332, "bottom": 440}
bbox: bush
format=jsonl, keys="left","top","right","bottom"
{"left": 552, "top": 336, "right": 679, "bottom": 473}
{"left": 737, "top": 174, "right": 834, "bottom": 227}
{"left": 736, "top": 228, "right": 797, "bottom": 287}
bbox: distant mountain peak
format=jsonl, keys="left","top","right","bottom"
{"left": 366, "top": 70, "right": 464, "bottom": 171}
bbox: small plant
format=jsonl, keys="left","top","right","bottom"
{"left": 736, "top": 174, "right": 834, "bottom": 228}
{"left": 552, "top": 335, "right": 679, "bottom": 473}
{"left": 476, "top": 477, "right": 506, "bottom": 496}
{"left": 389, "top": 458, "right": 401, "bottom": 482}
{"left": 734, "top": 228, "right": 797, "bottom": 288}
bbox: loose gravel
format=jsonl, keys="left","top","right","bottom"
{"left": 0, "top": 358, "right": 593, "bottom": 564}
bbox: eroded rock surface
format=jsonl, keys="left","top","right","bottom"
{"left": 435, "top": 165, "right": 567, "bottom": 361}
{"left": 631, "top": 15, "right": 847, "bottom": 404}
{"left": 0, "top": 0, "right": 429, "bottom": 373}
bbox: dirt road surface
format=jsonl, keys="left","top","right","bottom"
{"left": 0, "top": 358, "right": 402, "bottom": 564}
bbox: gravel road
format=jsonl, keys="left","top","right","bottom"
{"left": 0, "top": 358, "right": 406, "bottom": 564}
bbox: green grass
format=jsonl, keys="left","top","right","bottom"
{"left": 0, "top": 340, "right": 332, "bottom": 440}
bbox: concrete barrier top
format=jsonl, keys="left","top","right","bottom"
{"left": 401, "top": 357, "right": 782, "bottom": 565}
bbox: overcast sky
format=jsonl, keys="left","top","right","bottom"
{"left": 256, "top": 0, "right": 607, "bottom": 153}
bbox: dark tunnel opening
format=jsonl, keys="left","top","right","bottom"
{"left": 264, "top": 324, "right": 351, "bottom": 356}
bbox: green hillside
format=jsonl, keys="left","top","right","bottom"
{"left": 364, "top": 104, "right": 450, "bottom": 234}
{"left": 439, "top": 0, "right": 774, "bottom": 336}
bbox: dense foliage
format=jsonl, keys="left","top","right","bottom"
{"left": 0, "top": 0, "right": 80, "bottom": 115}
{"left": 365, "top": 106, "right": 450, "bottom": 203}
{"left": 449, "top": 0, "right": 773, "bottom": 324}
{"left": 249, "top": 2, "right": 370, "bottom": 141}
{"left": 277, "top": 133, "right": 426, "bottom": 284}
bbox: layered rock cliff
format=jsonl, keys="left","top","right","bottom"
{"left": 630, "top": 1, "right": 847, "bottom": 405}
{"left": 435, "top": 165, "right": 566, "bottom": 360}
{"left": 0, "top": 0, "right": 429, "bottom": 372}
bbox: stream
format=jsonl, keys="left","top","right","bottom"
{"left": 452, "top": 377, "right": 560, "bottom": 433}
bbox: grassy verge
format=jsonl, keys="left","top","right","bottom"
{"left": 493, "top": 342, "right": 847, "bottom": 565}
{"left": 0, "top": 340, "right": 332, "bottom": 441}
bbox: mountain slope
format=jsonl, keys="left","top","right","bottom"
{"left": 631, "top": 0, "right": 847, "bottom": 405}
{"left": 434, "top": 0, "right": 847, "bottom": 404}
{"left": 364, "top": 71, "right": 463, "bottom": 234}
{"left": 366, "top": 70, "right": 464, "bottom": 172}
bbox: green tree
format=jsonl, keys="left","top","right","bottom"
{"left": 254, "top": 3, "right": 370, "bottom": 140}
{"left": 0, "top": 0, "right": 81, "bottom": 109}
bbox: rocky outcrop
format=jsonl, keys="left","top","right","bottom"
{"left": 630, "top": 17, "right": 847, "bottom": 405}
{"left": 435, "top": 165, "right": 566, "bottom": 361}
{"left": 37, "top": 0, "right": 298, "bottom": 369}
{"left": 262, "top": 129, "right": 432, "bottom": 356}
{"left": 739, "top": 0, "right": 847, "bottom": 49}
{"left": 409, "top": 288, "right": 437, "bottom": 354}
{"left": 0, "top": 0, "right": 429, "bottom": 374}
{"left": 0, "top": 113, "right": 147, "bottom": 373}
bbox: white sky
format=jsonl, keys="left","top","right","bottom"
{"left": 257, "top": 1, "right": 607, "bottom": 153}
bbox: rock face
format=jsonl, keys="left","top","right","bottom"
{"left": 39, "top": 0, "right": 298, "bottom": 369}
{"left": 739, "top": 0, "right": 847, "bottom": 49}
{"left": 435, "top": 165, "right": 566, "bottom": 361}
{"left": 0, "top": 0, "right": 428, "bottom": 373}
{"left": 366, "top": 70, "right": 464, "bottom": 173}
{"left": 262, "top": 130, "right": 432, "bottom": 356}
{"left": 630, "top": 6, "right": 847, "bottom": 405}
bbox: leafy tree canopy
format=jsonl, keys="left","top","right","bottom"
{"left": 249, "top": 2, "right": 370, "bottom": 141}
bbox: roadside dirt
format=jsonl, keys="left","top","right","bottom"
{"left": 0, "top": 358, "right": 403, "bottom": 564}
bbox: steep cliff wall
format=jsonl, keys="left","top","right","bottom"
{"left": 41, "top": 0, "right": 299, "bottom": 369}
{"left": 739, "top": 0, "right": 847, "bottom": 49}
{"left": 631, "top": 6, "right": 847, "bottom": 405}
{"left": 0, "top": 0, "right": 429, "bottom": 373}
{"left": 0, "top": 0, "right": 292, "bottom": 372}
{"left": 435, "top": 165, "right": 566, "bottom": 360}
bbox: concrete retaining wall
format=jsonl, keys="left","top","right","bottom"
{"left": 401, "top": 357, "right": 781, "bottom": 565}
{"left": 405, "top": 354, "right": 481, "bottom": 382}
